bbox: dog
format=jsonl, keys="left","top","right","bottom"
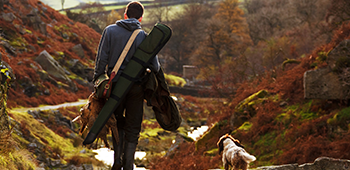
{"left": 76, "top": 92, "right": 118, "bottom": 149}
{"left": 217, "top": 134, "right": 256, "bottom": 170}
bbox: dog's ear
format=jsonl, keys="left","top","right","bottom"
{"left": 217, "top": 134, "right": 228, "bottom": 155}
{"left": 218, "top": 139, "right": 224, "bottom": 155}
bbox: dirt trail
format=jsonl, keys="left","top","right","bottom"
{"left": 10, "top": 99, "right": 88, "bottom": 113}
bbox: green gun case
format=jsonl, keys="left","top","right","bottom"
{"left": 83, "top": 23, "right": 172, "bottom": 145}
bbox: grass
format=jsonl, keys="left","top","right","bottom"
{"left": 8, "top": 109, "right": 99, "bottom": 168}
{"left": 164, "top": 73, "right": 187, "bottom": 87}
{"left": 0, "top": 150, "right": 36, "bottom": 170}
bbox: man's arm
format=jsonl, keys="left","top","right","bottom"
{"left": 93, "top": 28, "right": 110, "bottom": 82}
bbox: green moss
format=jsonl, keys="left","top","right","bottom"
{"left": 327, "top": 107, "right": 350, "bottom": 130}
{"left": 275, "top": 113, "right": 293, "bottom": 127}
{"left": 337, "top": 107, "right": 350, "bottom": 120}
{"left": 24, "top": 29, "right": 32, "bottom": 34}
{"left": 310, "top": 62, "right": 318, "bottom": 68}
{"left": 300, "top": 112, "right": 318, "bottom": 121}
{"left": 0, "top": 150, "right": 36, "bottom": 170}
{"left": 282, "top": 100, "right": 318, "bottom": 122}
{"left": 37, "top": 40, "right": 45, "bottom": 45}
{"left": 138, "top": 120, "right": 179, "bottom": 154}
{"left": 254, "top": 132, "right": 277, "bottom": 149}
{"left": 204, "top": 148, "right": 218, "bottom": 156}
{"left": 271, "top": 94, "right": 280, "bottom": 103}
{"left": 141, "top": 127, "right": 164, "bottom": 137}
{"left": 234, "top": 89, "right": 269, "bottom": 111}
{"left": 10, "top": 110, "right": 87, "bottom": 159}
{"left": 282, "top": 59, "right": 301, "bottom": 70}
{"left": 237, "top": 121, "right": 253, "bottom": 131}
{"left": 231, "top": 121, "right": 253, "bottom": 136}
{"left": 57, "top": 51, "right": 65, "bottom": 56}
{"left": 333, "top": 56, "right": 350, "bottom": 72}
{"left": 164, "top": 74, "right": 186, "bottom": 87}
{"left": 317, "top": 51, "right": 329, "bottom": 62}
{"left": 68, "top": 74, "right": 83, "bottom": 81}
{"left": 283, "top": 104, "right": 298, "bottom": 112}
{"left": 299, "top": 101, "right": 317, "bottom": 121}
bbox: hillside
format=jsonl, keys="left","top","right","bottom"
{"left": 1, "top": 0, "right": 100, "bottom": 108}
{"left": 149, "top": 21, "right": 350, "bottom": 169}
{"left": 2, "top": 0, "right": 350, "bottom": 169}
{"left": 0, "top": 0, "right": 108, "bottom": 169}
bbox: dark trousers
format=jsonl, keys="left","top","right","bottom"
{"left": 113, "top": 83, "right": 144, "bottom": 143}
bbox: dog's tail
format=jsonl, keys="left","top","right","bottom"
{"left": 239, "top": 151, "right": 256, "bottom": 163}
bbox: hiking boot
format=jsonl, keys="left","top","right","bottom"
{"left": 123, "top": 142, "right": 137, "bottom": 170}
{"left": 112, "top": 129, "right": 124, "bottom": 170}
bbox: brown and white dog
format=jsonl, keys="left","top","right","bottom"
{"left": 75, "top": 92, "right": 118, "bottom": 149}
{"left": 217, "top": 134, "right": 256, "bottom": 170}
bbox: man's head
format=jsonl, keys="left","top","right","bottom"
{"left": 124, "top": 1, "right": 144, "bottom": 22}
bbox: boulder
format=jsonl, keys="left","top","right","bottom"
{"left": 82, "top": 164, "right": 94, "bottom": 170}
{"left": 195, "top": 120, "right": 228, "bottom": 151}
{"left": 35, "top": 50, "right": 68, "bottom": 81}
{"left": 26, "top": 8, "right": 47, "bottom": 35}
{"left": 1, "top": 40, "right": 17, "bottom": 56}
{"left": 304, "top": 39, "right": 350, "bottom": 100}
{"left": 1, "top": 12, "right": 16, "bottom": 22}
{"left": 35, "top": 50, "right": 77, "bottom": 91}
{"left": 69, "top": 59, "right": 93, "bottom": 81}
{"left": 37, "top": 70, "right": 58, "bottom": 86}
{"left": 71, "top": 44, "right": 85, "bottom": 58}
{"left": 230, "top": 89, "right": 269, "bottom": 129}
{"left": 304, "top": 68, "right": 350, "bottom": 99}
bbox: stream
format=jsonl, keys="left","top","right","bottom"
{"left": 93, "top": 125, "right": 209, "bottom": 169}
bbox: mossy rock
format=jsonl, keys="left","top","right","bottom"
{"left": 195, "top": 120, "right": 228, "bottom": 151}
{"left": 282, "top": 59, "right": 301, "bottom": 70}
{"left": 234, "top": 89, "right": 269, "bottom": 112}
{"left": 230, "top": 90, "right": 269, "bottom": 129}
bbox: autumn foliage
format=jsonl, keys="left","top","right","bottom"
{"left": 149, "top": 1, "right": 350, "bottom": 168}
{"left": 2, "top": 0, "right": 350, "bottom": 169}
{"left": 1, "top": 0, "right": 101, "bottom": 108}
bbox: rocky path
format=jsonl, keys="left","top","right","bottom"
{"left": 11, "top": 99, "right": 87, "bottom": 113}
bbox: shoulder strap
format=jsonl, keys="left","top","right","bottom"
{"left": 111, "top": 29, "right": 141, "bottom": 75}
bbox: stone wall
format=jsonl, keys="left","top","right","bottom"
{"left": 183, "top": 65, "right": 199, "bottom": 80}
{"left": 256, "top": 157, "right": 350, "bottom": 170}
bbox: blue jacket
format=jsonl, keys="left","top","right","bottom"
{"left": 93, "top": 18, "right": 160, "bottom": 83}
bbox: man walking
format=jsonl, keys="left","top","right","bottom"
{"left": 92, "top": 1, "right": 159, "bottom": 169}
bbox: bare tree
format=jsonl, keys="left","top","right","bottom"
{"left": 161, "top": 3, "right": 215, "bottom": 73}
{"left": 148, "top": 0, "right": 172, "bottom": 23}
{"left": 194, "top": 0, "right": 251, "bottom": 68}
{"left": 61, "top": 0, "right": 65, "bottom": 11}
